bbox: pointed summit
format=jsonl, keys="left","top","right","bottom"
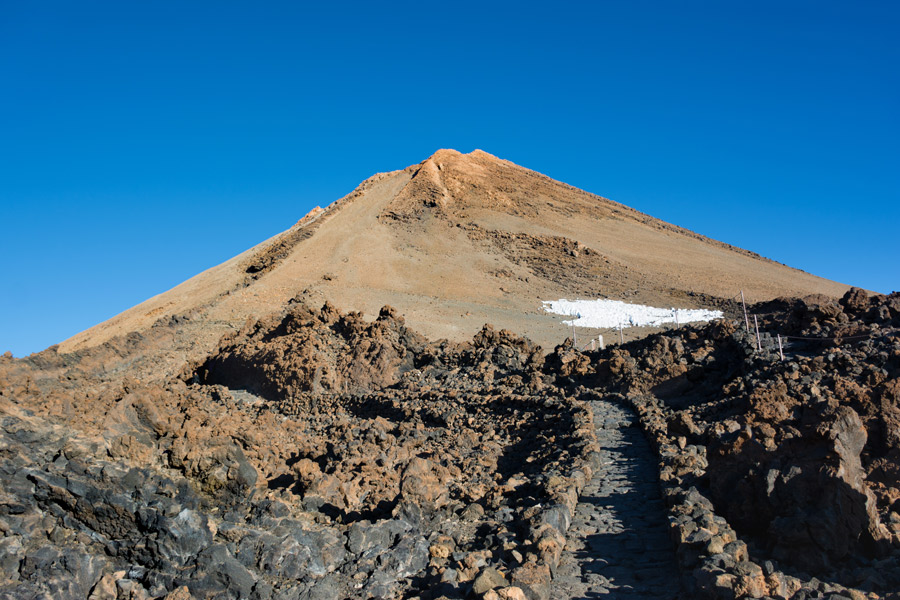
{"left": 418, "top": 148, "right": 507, "bottom": 172}
{"left": 59, "top": 150, "right": 849, "bottom": 359}
{"left": 423, "top": 148, "right": 463, "bottom": 163}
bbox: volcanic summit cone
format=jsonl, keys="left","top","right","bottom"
{"left": 59, "top": 149, "right": 846, "bottom": 363}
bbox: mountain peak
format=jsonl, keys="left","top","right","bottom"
{"left": 424, "top": 148, "right": 463, "bottom": 163}
{"left": 422, "top": 148, "right": 504, "bottom": 167}
{"left": 58, "top": 151, "right": 849, "bottom": 356}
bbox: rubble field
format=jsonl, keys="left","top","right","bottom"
{"left": 1, "top": 287, "right": 898, "bottom": 599}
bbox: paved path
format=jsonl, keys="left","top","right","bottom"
{"left": 551, "top": 400, "right": 682, "bottom": 599}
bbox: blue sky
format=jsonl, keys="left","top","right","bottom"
{"left": 1, "top": 1, "right": 897, "bottom": 356}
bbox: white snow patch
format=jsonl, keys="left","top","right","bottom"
{"left": 542, "top": 298, "right": 723, "bottom": 329}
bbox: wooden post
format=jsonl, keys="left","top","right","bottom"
{"left": 777, "top": 334, "right": 785, "bottom": 361}
{"left": 674, "top": 309, "right": 679, "bottom": 328}
{"left": 598, "top": 334, "right": 604, "bottom": 350}
{"left": 754, "top": 315, "right": 762, "bottom": 351}
{"left": 741, "top": 290, "right": 750, "bottom": 333}
{"left": 572, "top": 322, "right": 576, "bottom": 346}
{"left": 619, "top": 324, "right": 624, "bottom": 344}
{"left": 591, "top": 339, "right": 595, "bottom": 351}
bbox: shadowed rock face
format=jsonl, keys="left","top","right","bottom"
{"left": 707, "top": 405, "right": 885, "bottom": 572}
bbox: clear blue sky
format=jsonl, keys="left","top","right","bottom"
{"left": 2, "top": 2, "right": 897, "bottom": 357}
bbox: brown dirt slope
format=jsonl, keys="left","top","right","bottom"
{"left": 58, "top": 149, "right": 848, "bottom": 370}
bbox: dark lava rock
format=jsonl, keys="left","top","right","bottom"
{"left": 0, "top": 302, "right": 596, "bottom": 599}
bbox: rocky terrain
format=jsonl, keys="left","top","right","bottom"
{"left": 0, "top": 302, "right": 599, "bottom": 599}
{"left": 562, "top": 287, "right": 900, "bottom": 598}
{"left": 2, "top": 287, "right": 898, "bottom": 599}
